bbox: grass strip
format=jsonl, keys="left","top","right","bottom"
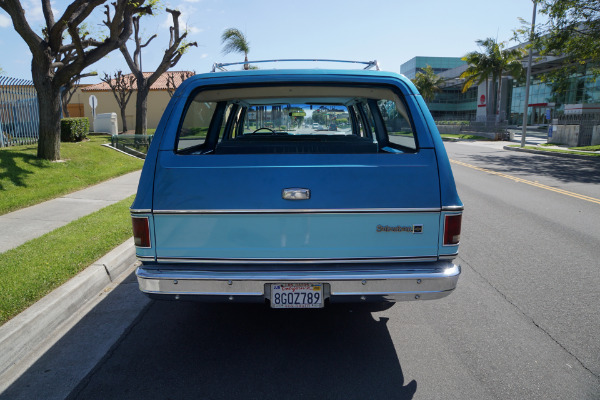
{"left": 0, "top": 195, "right": 136, "bottom": 326}
{"left": 0, "top": 136, "right": 143, "bottom": 216}
{"left": 570, "top": 144, "right": 600, "bottom": 151}
{"left": 441, "top": 133, "right": 492, "bottom": 141}
{"left": 507, "top": 145, "right": 600, "bottom": 157}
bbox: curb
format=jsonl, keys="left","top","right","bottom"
{"left": 0, "top": 238, "right": 137, "bottom": 385}
{"left": 503, "top": 145, "right": 600, "bottom": 160}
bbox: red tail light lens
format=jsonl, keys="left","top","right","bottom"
{"left": 132, "top": 216, "right": 151, "bottom": 247}
{"left": 444, "top": 214, "right": 462, "bottom": 245}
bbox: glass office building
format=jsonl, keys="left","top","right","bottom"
{"left": 400, "top": 57, "right": 466, "bottom": 80}
{"left": 509, "top": 68, "right": 600, "bottom": 125}
{"left": 400, "top": 57, "right": 477, "bottom": 120}
{"left": 402, "top": 54, "right": 600, "bottom": 124}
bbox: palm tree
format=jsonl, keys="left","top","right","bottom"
{"left": 461, "top": 38, "right": 525, "bottom": 119}
{"left": 221, "top": 28, "right": 250, "bottom": 70}
{"left": 411, "top": 65, "right": 445, "bottom": 102}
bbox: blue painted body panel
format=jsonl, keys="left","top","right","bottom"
{"left": 153, "top": 150, "right": 440, "bottom": 211}
{"left": 154, "top": 213, "right": 439, "bottom": 260}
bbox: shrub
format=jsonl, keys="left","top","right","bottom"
{"left": 61, "top": 118, "right": 89, "bottom": 142}
{"left": 435, "top": 120, "right": 469, "bottom": 126}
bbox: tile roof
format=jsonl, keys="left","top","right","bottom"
{"left": 82, "top": 71, "right": 194, "bottom": 92}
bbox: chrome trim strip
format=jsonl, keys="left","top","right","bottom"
{"left": 137, "top": 263, "right": 460, "bottom": 281}
{"left": 137, "top": 256, "right": 156, "bottom": 261}
{"left": 439, "top": 254, "right": 458, "bottom": 260}
{"left": 152, "top": 208, "right": 442, "bottom": 215}
{"left": 156, "top": 256, "right": 438, "bottom": 264}
{"left": 441, "top": 206, "right": 464, "bottom": 212}
{"left": 131, "top": 209, "right": 152, "bottom": 214}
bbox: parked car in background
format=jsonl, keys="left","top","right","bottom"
{"left": 329, "top": 123, "right": 337, "bottom": 131}
{"left": 131, "top": 62, "right": 463, "bottom": 309}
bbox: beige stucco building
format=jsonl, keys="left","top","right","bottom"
{"left": 67, "top": 72, "right": 193, "bottom": 133}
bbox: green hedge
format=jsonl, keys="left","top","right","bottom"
{"left": 435, "top": 121, "right": 469, "bottom": 126}
{"left": 61, "top": 118, "right": 89, "bottom": 142}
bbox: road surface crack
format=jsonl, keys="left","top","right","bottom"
{"left": 460, "top": 256, "right": 600, "bottom": 382}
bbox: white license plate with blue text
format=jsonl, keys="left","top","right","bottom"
{"left": 270, "top": 283, "right": 323, "bottom": 308}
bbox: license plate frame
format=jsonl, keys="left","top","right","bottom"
{"left": 270, "top": 283, "right": 324, "bottom": 309}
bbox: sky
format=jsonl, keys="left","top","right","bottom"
{"left": 0, "top": 0, "right": 543, "bottom": 83}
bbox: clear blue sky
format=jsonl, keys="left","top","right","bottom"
{"left": 0, "top": 0, "right": 542, "bottom": 83}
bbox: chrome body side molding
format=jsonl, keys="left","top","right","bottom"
{"left": 152, "top": 208, "right": 442, "bottom": 215}
{"left": 156, "top": 256, "right": 438, "bottom": 264}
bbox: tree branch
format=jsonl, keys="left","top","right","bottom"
{"left": 41, "top": 0, "right": 55, "bottom": 32}
{"left": 140, "top": 34, "right": 157, "bottom": 49}
{"left": 54, "top": 0, "right": 149, "bottom": 88}
{"left": 0, "top": 0, "right": 43, "bottom": 56}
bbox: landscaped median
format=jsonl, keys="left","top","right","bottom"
{"left": 0, "top": 137, "right": 144, "bottom": 326}
{"left": 0, "top": 136, "right": 143, "bottom": 215}
{"left": 441, "top": 133, "right": 493, "bottom": 141}
{"left": 506, "top": 144, "right": 600, "bottom": 157}
{"left": 0, "top": 195, "right": 137, "bottom": 326}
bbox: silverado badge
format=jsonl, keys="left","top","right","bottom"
{"left": 377, "top": 224, "right": 423, "bottom": 233}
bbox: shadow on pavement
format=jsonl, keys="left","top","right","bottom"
{"left": 69, "top": 301, "right": 417, "bottom": 400}
{"left": 0, "top": 272, "right": 150, "bottom": 400}
{"left": 468, "top": 152, "right": 600, "bottom": 185}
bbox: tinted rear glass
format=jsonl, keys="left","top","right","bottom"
{"left": 176, "top": 85, "right": 417, "bottom": 154}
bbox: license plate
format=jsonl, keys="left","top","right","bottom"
{"left": 270, "top": 283, "right": 323, "bottom": 309}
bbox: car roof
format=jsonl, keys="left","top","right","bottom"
{"left": 175, "top": 69, "right": 418, "bottom": 97}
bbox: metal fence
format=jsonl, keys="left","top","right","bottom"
{"left": 554, "top": 113, "right": 600, "bottom": 147}
{"left": 0, "top": 76, "right": 39, "bottom": 147}
{"left": 435, "top": 115, "right": 509, "bottom": 140}
{"left": 111, "top": 134, "right": 153, "bottom": 159}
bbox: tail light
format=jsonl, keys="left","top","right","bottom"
{"left": 443, "top": 214, "right": 462, "bottom": 245}
{"left": 132, "top": 216, "right": 151, "bottom": 247}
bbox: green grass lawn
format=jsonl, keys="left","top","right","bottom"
{"left": 0, "top": 136, "right": 143, "bottom": 216}
{"left": 507, "top": 145, "right": 600, "bottom": 157}
{"left": 570, "top": 144, "right": 600, "bottom": 151}
{"left": 441, "top": 133, "right": 492, "bottom": 141}
{"left": 0, "top": 195, "right": 136, "bottom": 326}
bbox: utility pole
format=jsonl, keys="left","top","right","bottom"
{"left": 521, "top": 1, "right": 537, "bottom": 147}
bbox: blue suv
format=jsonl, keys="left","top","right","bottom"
{"left": 131, "top": 64, "right": 463, "bottom": 308}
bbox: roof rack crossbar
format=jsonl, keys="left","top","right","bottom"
{"left": 211, "top": 59, "right": 380, "bottom": 72}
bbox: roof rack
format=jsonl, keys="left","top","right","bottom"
{"left": 211, "top": 59, "right": 380, "bottom": 72}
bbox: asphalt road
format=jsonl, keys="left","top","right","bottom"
{"left": 6, "top": 141, "right": 600, "bottom": 399}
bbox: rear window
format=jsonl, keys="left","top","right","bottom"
{"left": 176, "top": 85, "right": 417, "bottom": 154}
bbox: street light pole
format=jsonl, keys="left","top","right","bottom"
{"left": 521, "top": 0, "right": 537, "bottom": 147}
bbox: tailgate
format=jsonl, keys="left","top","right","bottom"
{"left": 152, "top": 151, "right": 441, "bottom": 262}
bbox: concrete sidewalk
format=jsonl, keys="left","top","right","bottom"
{"left": 0, "top": 170, "right": 141, "bottom": 253}
{"left": 0, "top": 169, "right": 144, "bottom": 395}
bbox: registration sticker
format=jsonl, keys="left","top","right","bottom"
{"left": 270, "top": 283, "right": 323, "bottom": 309}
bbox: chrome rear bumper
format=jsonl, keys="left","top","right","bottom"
{"left": 136, "top": 261, "right": 460, "bottom": 303}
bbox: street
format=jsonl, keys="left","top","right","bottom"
{"left": 5, "top": 141, "right": 600, "bottom": 400}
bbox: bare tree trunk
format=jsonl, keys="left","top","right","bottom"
{"left": 134, "top": 84, "right": 149, "bottom": 135}
{"left": 120, "top": 107, "right": 128, "bottom": 132}
{"left": 61, "top": 95, "right": 71, "bottom": 118}
{"left": 36, "top": 88, "right": 62, "bottom": 160}
{"left": 32, "top": 61, "right": 62, "bottom": 160}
